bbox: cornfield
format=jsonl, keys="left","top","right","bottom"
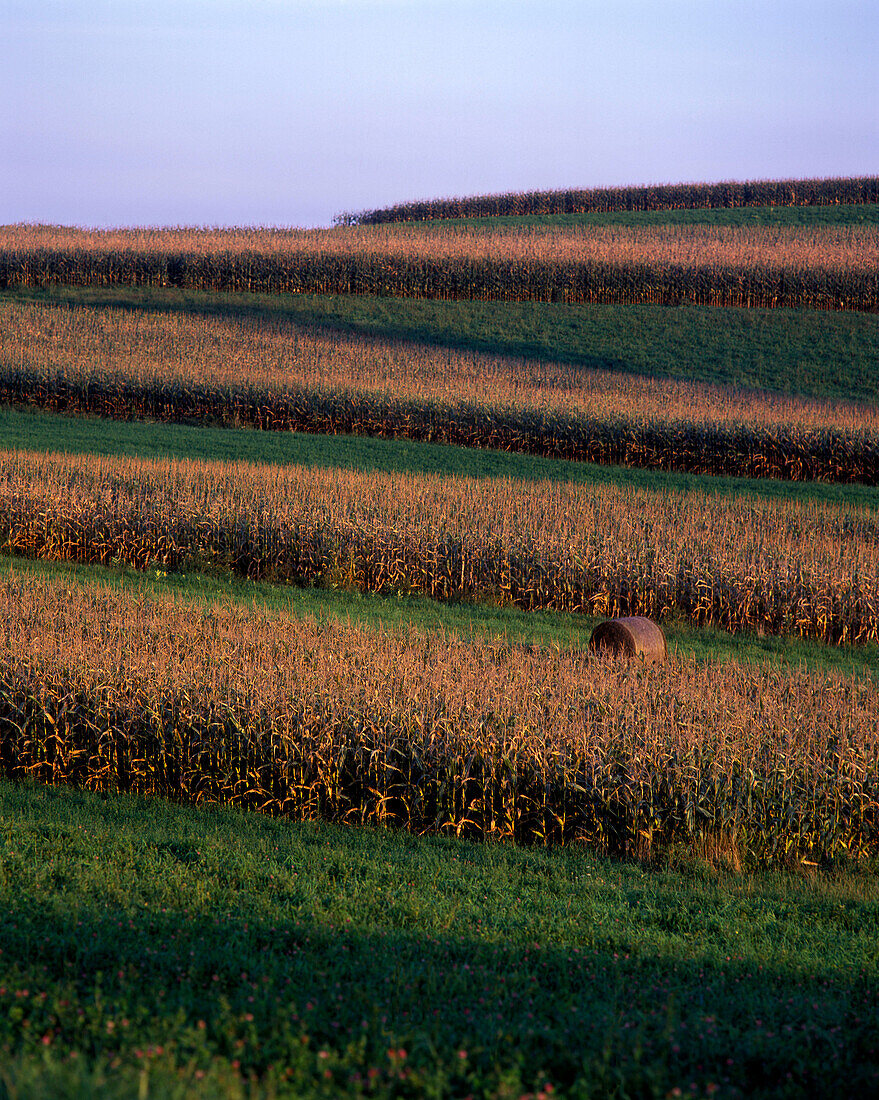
{"left": 2, "top": 219, "right": 877, "bottom": 310}
{"left": 343, "top": 174, "right": 879, "bottom": 224}
{"left": 3, "top": 299, "right": 878, "bottom": 484}
{"left": 2, "top": 448, "right": 877, "bottom": 643}
{"left": 1, "top": 571, "right": 876, "bottom": 862}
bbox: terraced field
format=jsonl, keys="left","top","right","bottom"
{"left": 2, "top": 181, "right": 878, "bottom": 1098}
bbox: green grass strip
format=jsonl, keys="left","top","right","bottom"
{"left": 5, "top": 554, "right": 877, "bottom": 681}
{"left": 0, "top": 779, "right": 876, "bottom": 1098}
{"left": 3, "top": 405, "right": 877, "bottom": 510}
{"left": 419, "top": 202, "right": 879, "bottom": 229}
{"left": 9, "top": 285, "right": 879, "bottom": 403}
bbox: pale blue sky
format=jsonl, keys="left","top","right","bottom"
{"left": 4, "top": 0, "right": 878, "bottom": 227}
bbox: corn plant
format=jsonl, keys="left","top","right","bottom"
{"left": 1, "top": 572, "right": 876, "bottom": 862}
{"left": 1, "top": 448, "right": 877, "bottom": 643}
{"left": 2, "top": 299, "right": 878, "bottom": 484}
{"left": 1, "top": 219, "right": 877, "bottom": 310}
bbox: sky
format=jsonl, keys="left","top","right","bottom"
{"left": 4, "top": 0, "right": 878, "bottom": 228}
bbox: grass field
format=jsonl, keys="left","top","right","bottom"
{"left": 2, "top": 176, "right": 878, "bottom": 1097}
{"left": 1, "top": 780, "right": 877, "bottom": 1099}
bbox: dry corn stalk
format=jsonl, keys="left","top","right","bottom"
{"left": 1, "top": 448, "right": 877, "bottom": 644}
{"left": 2, "top": 299, "right": 878, "bottom": 483}
{"left": 1, "top": 220, "right": 877, "bottom": 309}
{"left": 1, "top": 570, "right": 876, "bottom": 863}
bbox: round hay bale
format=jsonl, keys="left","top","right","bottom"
{"left": 589, "top": 616, "right": 666, "bottom": 663}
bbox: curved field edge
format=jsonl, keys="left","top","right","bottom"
{"left": 10, "top": 297, "right": 878, "bottom": 441}
{"left": 344, "top": 174, "right": 879, "bottom": 224}
{"left": 10, "top": 286, "right": 879, "bottom": 403}
{"left": 3, "top": 405, "right": 878, "bottom": 510}
{"left": 5, "top": 293, "right": 879, "bottom": 488}
{"left": 5, "top": 373, "right": 878, "bottom": 487}
{"left": 6, "top": 554, "right": 876, "bottom": 680}
{"left": 7, "top": 386, "right": 878, "bottom": 491}
{"left": 1, "top": 780, "right": 877, "bottom": 1099}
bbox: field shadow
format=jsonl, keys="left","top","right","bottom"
{"left": 3, "top": 897, "right": 876, "bottom": 1099}
{"left": 8, "top": 283, "right": 879, "bottom": 404}
{"left": 5, "top": 284, "right": 638, "bottom": 380}
{"left": 2, "top": 779, "right": 878, "bottom": 1097}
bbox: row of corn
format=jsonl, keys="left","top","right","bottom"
{"left": 4, "top": 367, "right": 877, "bottom": 485}
{"left": 2, "top": 571, "right": 876, "bottom": 862}
{"left": 3, "top": 247, "right": 876, "bottom": 311}
{"left": 346, "top": 174, "right": 879, "bottom": 223}
{"left": 2, "top": 218, "right": 877, "bottom": 310}
{"left": 1, "top": 448, "right": 877, "bottom": 643}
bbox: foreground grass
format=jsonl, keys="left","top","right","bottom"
{"left": 4, "top": 406, "right": 877, "bottom": 511}
{"left": 9, "top": 286, "right": 879, "bottom": 403}
{"left": 5, "top": 554, "right": 878, "bottom": 681}
{"left": 0, "top": 780, "right": 877, "bottom": 1099}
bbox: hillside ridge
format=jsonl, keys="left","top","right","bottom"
{"left": 339, "top": 174, "right": 879, "bottom": 225}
